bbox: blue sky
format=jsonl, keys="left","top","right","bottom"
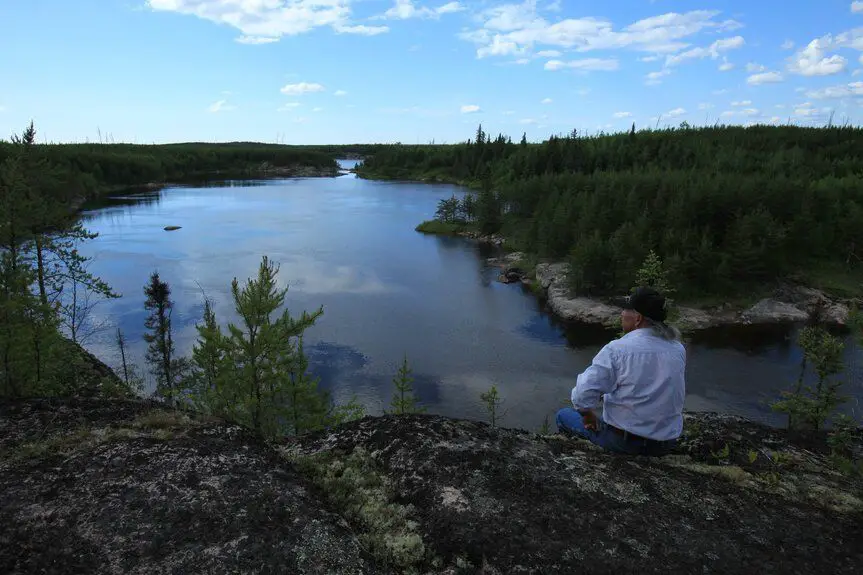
{"left": 2, "top": 0, "right": 863, "bottom": 144}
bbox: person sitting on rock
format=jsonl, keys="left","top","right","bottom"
{"left": 556, "top": 286, "right": 686, "bottom": 456}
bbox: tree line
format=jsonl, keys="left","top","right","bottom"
{"left": 360, "top": 123, "right": 863, "bottom": 300}
{"left": 0, "top": 136, "right": 343, "bottom": 204}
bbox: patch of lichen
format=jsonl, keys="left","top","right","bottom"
{"left": 0, "top": 407, "right": 213, "bottom": 463}
{"left": 285, "top": 446, "right": 427, "bottom": 572}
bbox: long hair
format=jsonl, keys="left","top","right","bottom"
{"left": 645, "top": 318, "right": 682, "bottom": 342}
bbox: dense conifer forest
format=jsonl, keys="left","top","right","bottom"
{"left": 0, "top": 139, "right": 379, "bottom": 202}
{"left": 357, "top": 124, "right": 863, "bottom": 301}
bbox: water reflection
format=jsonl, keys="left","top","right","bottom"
{"left": 74, "top": 175, "right": 863, "bottom": 429}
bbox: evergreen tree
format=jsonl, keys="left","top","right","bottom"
{"left": 143, "top": 271, "right": 177, "bottom": 402}
{"left": 387, "top": 354, "right": 426, "bottom": 415}
{"left": 221, "top": 256, "right": 324, "bottom": 437}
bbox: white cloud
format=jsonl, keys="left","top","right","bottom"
{"left": 281, "top": 82, "right": 325, "bottom": 95}
{"left": 645, "top": 68, "right": 671, "bottom": 84}
{"left": 333, "top": 90, "right": 348, "bottom": 96}
{"left": 794, "top": 102, "right": 820, "bottom": 116}
{"left": 536, "top": 50, "right": 562, "bottom": 57}
{"left": 664, "top": 35, "right": 745, "bottom": 67}
{"left": 613, "top": 111, "right": 632, "bottom": 118}
{"left": 461, "top": 8, "right": 740, "bottom": 60}
{"left": 805, "top": 81, "right": 863, "bottom": 99}
{"left": 436, "top": 2, "right": 464, "bottom": 15}
{"left": 207, "top": 99, "right": 234, "bottom": 113}
{"left": 666, "top": 107, "right": 686, "bottom": 118}
{"left": 236, "top": 35, "right": 279, "bottom": 45}
{"left": 748, "top": 71, "right": 784, "bottom": 85}
{"left": 378, "top": 0, "right": 464, "bottom": 20}
{"left": 146, "top": 0, "right": 388, "bottom": 42}
{"left": 639, "top": 55, "right": 660, "bottom": 62}
{"left": 461, "top": 104, "right": 481, "bottom": 113}
{"left": 335, "top": 24, "right": 390, "bottom": 36}
{"left": 853, "top": 2, "right": 863, "bottom": 13}
{"left": 545, "top": 58, "right": 619, "bottom": 71}
{"left": 788, "top": 38, "right": 848, "bottom": 76}
{"left": 860, "top": 53, "right": 863, "bottom": 65}
{"left": 519, "top": 118, "right": 537, "bottom": 124}
{"left": 740, "top": 108, "right": 759, "bottom": 116}
{"left": 731, "top": 100, "right": 752, "bottom": 106}
{"left": 719, "top": 61, "right": 734, "bottom": 71}
{"left": 746, "top": 62, "right": 767, "bottom": 72}
{"left": 513, "top": 57, "right": 531, "bottom": 64}
{"left": 277, "top": 102, "right": 301, "bottom": 112}
{"left": 781, "top": 39, "right": 795, "bottom": 50}
{"left": 312, "top": 107, "right": 324, "bottom": 112}
{"left": 713, "top": 88, "right": 729, "bottom": 95}
{"left": 698, "top": 102, "right": 713, "bottom": 110}
{"left": 720, "top": 110, "right": 736, "bottom": 118}
{"left": 502, "top": 110, "right": 515, "bottom": 115}
{"left": 541, "top": 97, "right": 553, "bottom": 104}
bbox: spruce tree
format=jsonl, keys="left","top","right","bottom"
{"left": 221, "top": 255, "right": 324, "bottom": 437}
{"left": 387, "top": 354, "right": 425, "bottom": 415}
{"left": 143, "top": 271, "right": 177, "bottom": 402}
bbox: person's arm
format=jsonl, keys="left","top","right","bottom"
{"left": 571, "top": 344, "right": 617, "bottom": 422}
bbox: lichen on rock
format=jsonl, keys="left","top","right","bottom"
{"left": 2, "top": 399, "right": 861, "bottom": 574}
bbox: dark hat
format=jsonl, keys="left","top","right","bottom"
{"left": 623, "top": 286, "right": 667, "bottom": 322}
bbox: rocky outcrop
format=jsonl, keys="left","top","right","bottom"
{"left": 529, "top": 262, "right": 853, "bottom": 332}
{"left": 2, "top": 399, "right": 861, "bottom": 574}
{"left": 0, "top": 399, "right": 377, "bottom": 574}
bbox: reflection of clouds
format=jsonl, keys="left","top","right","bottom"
{"left": 281, "top": 256, "right": 397, "bottom": 295}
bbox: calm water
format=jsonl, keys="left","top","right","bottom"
{"left": 77, "top": 160, "right": 863, "bottom": 430}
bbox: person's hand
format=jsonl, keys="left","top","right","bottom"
{"left": 580, "top": 410, "right": 598, "bottom": 431}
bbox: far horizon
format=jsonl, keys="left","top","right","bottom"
{"left": 2, "top": 1, "right": 862, "bottom": 145}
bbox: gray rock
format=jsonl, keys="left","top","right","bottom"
{"left": 0, "top": 399, "right": 378, "bottom": 574}
{"left": 3, "top": 400, "right": 862, "bottom": 574}
{"left": 741, "top": 299, "right": 809, "bottom": 324}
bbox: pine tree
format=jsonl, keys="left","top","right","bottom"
{"left": 143, "top": 271, "right": 177, "bottom": 402}
{"left": 188, "top": 297, "right": 233, "bottom": 415}
{"left": 634, "top": 250, "right": 673, "bottom": 294}
{"left": 387, "top": 354, "right": 426, "bottom": 415}
{"left": 221, "top": 256, "right": 324, "bottom": 437}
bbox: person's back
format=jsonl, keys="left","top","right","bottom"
{"left": 556, "top": 286, "right": 687, "bottom": 456}
{"left": 598, "top": 328, "right": 686, "bottom": 442}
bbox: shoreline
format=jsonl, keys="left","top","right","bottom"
{"left": 446, "top": 230, "right": 854, "bottom": 333}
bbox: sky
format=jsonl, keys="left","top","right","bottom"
{"left": 2, "top": 0, "right": 863, "bottom": 144}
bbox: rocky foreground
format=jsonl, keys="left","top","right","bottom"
{"left": 486, "top": 252, "right": 853, "bottom": 331}
{"left": 1, "top": 398, "right": 861, "bottom": 574}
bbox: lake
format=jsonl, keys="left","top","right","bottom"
{"left": 77, "top": 160, "right": 863, "bottom": 431}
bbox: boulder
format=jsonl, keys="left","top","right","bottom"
{"left": 741, "top": 299, "right": 810, "bottom": 324}
{"left": 535, "top": 262, "right": 570, "bottom": 290}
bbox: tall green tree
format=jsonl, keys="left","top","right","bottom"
{"left": 212, "top": 256, "right": 324, "bottom": 437}
{"left": 143, "top": 271, "right": 178, "bottom": 402}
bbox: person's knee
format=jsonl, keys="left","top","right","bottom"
{"left": 555, "top": 407, "right": 572, "bottom": 429}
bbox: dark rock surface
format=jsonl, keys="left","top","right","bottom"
{"left": 0, "top": 399, "right": 377, "bottom": 575}
{"left": 2, "top": 399, "right": 861, "bottom": 574}
{"left": 290, "top": 413, "right": 863, "bottom": 574}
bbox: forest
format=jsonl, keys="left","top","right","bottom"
{"left": 0, "top": 138, "right": 348, "bottom": 203}
{"left": 357, "top": 123, "right": 863, "bottom": 301}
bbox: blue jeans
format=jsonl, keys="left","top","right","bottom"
{"left": 555, "top": 408, "right": 677, "bottom": 457}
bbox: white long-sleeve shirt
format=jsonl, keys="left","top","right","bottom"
{"left": 571, "top": 328, "right": 687, "bottom": 441}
